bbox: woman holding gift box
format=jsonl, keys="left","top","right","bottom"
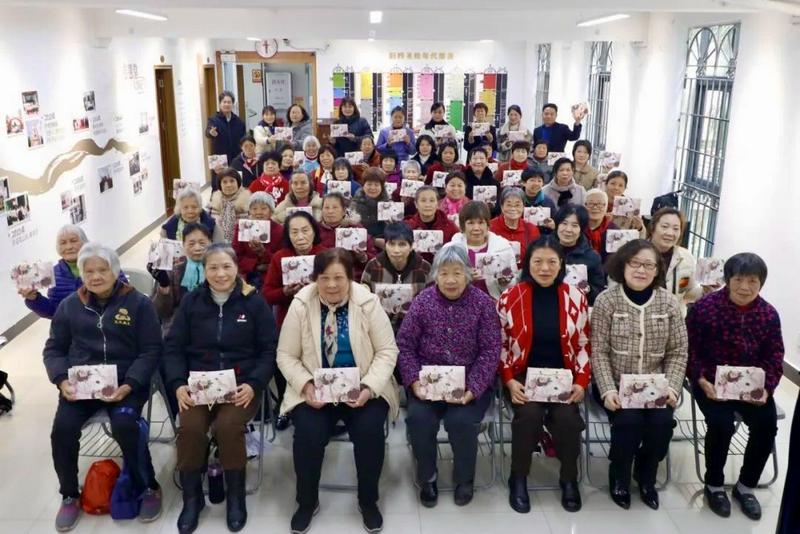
{"left": 583, "top": 188, "right": 619, "bottom": 261}
{"left": 253, "top": 105, "right": 279, "bottom": 156}
{"left": 43, "top": 243, "right": 163, "bottom": 532}
{"left": 332, "top": 97, "right": 373, "bottom": 157}
{"left": 686, "top": 253, "right": 784, "bottom": 521}
{"left": 286, "top": 103, "right": 313, "bottom": 152}
{"left": 463, "top": 102, "right": 498, "bottom": 156}
{"left": 398, "top": 243, "right": 502, "bottom": 508}
{"left": 207, "top": 166, "right": 251, "bottom": 243}
{"left": 321, "top": 157, "right": 362, "bottom": 198}
{"left": 318, "top": 193, "right": 375, "bottom": 280}
{"left": 164, "top": 243, "right": 277, "bottom": 534}
{"left": 229, "top": 135, "right": 263, "bottom": 188}
{"left": 603, "top": 171, "right": 646, "bottom": 233}
{"left": 419, "top": 101, "right": 458, "bottom": 144}
{"left": 425, "top": 139, "right": 464, "bottom": 189}
{"left": 376, "top": 106, "right": 416, "bottom": 162}
{"left": 272, "top": 172, "right": 323, "bottom": 224}
{"left": 554, "top": 205, "right": 606, "bottom": 305}
{"left": 497, "top": 105, "right": 533, "bottom": 162}
{"left": 351, "top": 167, "right": 392, "bottom": 247}
{"left": 411, "top": 134, "right": 439, "bottom": 176}
{"left": 590, "top": 239, "right": 688, "bottom": 511}
{"left": 353, "top": 136, "right": 382, "bottom": 184}
{"left": 162, "top": 187, "right": 223, "bottom": 242}
{"left": 404, "top": 186, "right": 460, "bottom": 263}
{"left": 489, "top": 188, "right": 542, "bottom": 263}
{"left": 542, "top": 157, "right": 587, "bottom": 209}
{"left": 648, "top": 207, "right": 703, "bottom": 317}
{"left": 232, "top": 192, "right": 285, "bottom": 291}
{"left": 495, "top": 141, "right": 534, "bottom": 181}
{"left": 464, "top": 147, "right": 501, "bottom": 201}
{"left": 277, "top": 249, "right": 399, "bottom": 534}
{"left": 497, "top": 235, "right": 590, "bottom": 514}
{"left": 438, "top": 171, "right": 470, "bottom": 218}
{"left": 572, "top": 140, "right": 600, "bottom": 190}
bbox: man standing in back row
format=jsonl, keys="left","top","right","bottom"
{"left": 206, "top": 90, "right": 246, "bottom": 191}
{"left": 533, "top": 103, "right": 587, "bottom": 153}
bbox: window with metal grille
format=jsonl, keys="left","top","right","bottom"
{"left": 533, "top": 44, "right": 551, "bottom": 120}
{"left": 586, "top": 42, "right": 613, "bottom": 165}
{"left": 673, "top": 24, "right": 739, "bottom": 258}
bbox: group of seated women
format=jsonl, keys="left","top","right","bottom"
{"left": 22, "top": 99, "right": 785, "bottom": 534}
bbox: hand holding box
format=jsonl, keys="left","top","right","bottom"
{"left": 10, "top": 260, "right": 55, "bottom": 291}
{"left": 419, "top": 366, "right": 466, "bottom": 402}
{"left": 314, "top": 367, "right": 361, "bottom": 403}
{"left": 335, "top": 227, "right": 368, "bottom": 252}
{"left": 377, "top": 201, "right": 404, "bottom": 222}
{"left": 714, "top": 366, "right": 766, "bottom": 402}
{"left": 238, "top": 219, "right": 271, "bottom": 243}
{"left": 281, "top": 255, "right": 315, "bottom": 285}
{"left": 524, "top": 368, "right": 573, "bottom": 403}
{"left": 473, "top": 185, "right": 497, "bottom": 204}
{"left": 619, "top": 374, "right": 669, "bottom": 409}
{"left": 68, "top": 365, "right": 119, "bottom": 400}
{"left": 374, "top": 283, "right": 413, "bottom": 315}
{"left": 413, "top": 230, "right": 444, "bottom": 254}
{"left": 188, "top": 369, "right": 238, "bottom": 406}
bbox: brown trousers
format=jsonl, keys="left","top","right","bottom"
{"left": 176, "top": 393, "right": 261, "bottom": 471}
{"left": 509, "top": 394, "right": 585, "bottom": 481}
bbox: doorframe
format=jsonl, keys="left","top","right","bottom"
{"left": 215, "top": 50, "right": 318, "bottom": 134}
{"left": 200, "top": 64, "right": 217, "bottom": 178}
{"left": 154, "top": 65, "right": 181, "bottom": 214}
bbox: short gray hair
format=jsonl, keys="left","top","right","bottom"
{"left": 500, "top": 187, "right": 525, "bottom": 206}
{"left": 403, "top": 160, "right": 422, "bottom": 175}
{"left": 585, "top": 188, "right": 608, "bottom": 206}
{"left": 175, "top": 186, "right": 203, "bottom": 215}
{"left": 303, "top": 135, "right": 320, "bottom": 150}
{"left": 248, "top": 191, "right": 276, "bottom": 211}
{"left": 203, "top": 242, "right": 238, "bottom": 266}
{"left": 77, "top": 242, "right": 121, "bottom": 278}
{"left": 56, "top": 224, "right": 88, "bottom": 246}
{"left": 430, "top": 243, "right": 473, "bottom": 283}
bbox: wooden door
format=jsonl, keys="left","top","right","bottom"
{"left": 155, "top": 67, "right": 181, "bottom": 213}
{"left": 201, "top": 64, "right": 217, "bottom": 168}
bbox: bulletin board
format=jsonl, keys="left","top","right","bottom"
{"left": 265, "top": 72, "right": 292, "bottom": 109}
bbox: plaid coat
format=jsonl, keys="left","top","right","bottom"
{"left": 360, "top": 251, "right": 431, "bottom": 333}
{"left": 590, "top": 285, "right": 688, "bottom": 398}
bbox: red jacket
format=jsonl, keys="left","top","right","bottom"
{"left": 424, "top": 161, "right": 465, "bottom": 186}
{"left": 496, "top": 281, "right": 592, "bottom": 387}
{"left": 404, "top": 209, "right": 460, "bottom": 262}
{"left": 232, "top": 220, "right": 284, "bottom": 278}
{"left": 312, "top": 167, "right": 334, "bottom": 195}
{"left": 494, "top": 159, "right": 530, "bottom": 181}
{"left": 261, "top": 244, "right": 328, "bottom": 327}
{"left": 352, "top": 151, "right": 382, "bottom": 184}
{"left": 489, "top": 216, "right": 541, "bottom": 259}
{"left": 249, "top": 173, "right": 290, "bottom": 205}
{"left": 318, "top": 220, "right": 376, "bottom": 281}
{"left": 583, "top": 215, "right": 618, "bottom": 260}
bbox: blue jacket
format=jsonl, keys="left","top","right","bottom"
{"left": 533, "top": 122, "right": 582, "bottom": 152}
{"left": 161, "top": 211, "right": 217, "bottom": 240}
{"left": 206, "top": 111, "right": 246, "bottom": 164}
{"left": 376, "top": 126, "right": 416, "bottom": 161}
{"left": 42, "top": 283, "right": 162, "bottom": 393}
{"left": 163, "top": 279, "right": 277, "bottom": 396}
{"left": 26, "top": 259, "right": 127, "bottom": 320}
{"left": 333, "top": 117, "right": 372, "bottom": 156}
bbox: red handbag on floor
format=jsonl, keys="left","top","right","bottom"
{"left": 81, "top": 459, "right": 121, "bottom": 514}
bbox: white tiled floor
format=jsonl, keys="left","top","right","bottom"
{"left": 0, "top": 227, "right": 795, "bottom": 533}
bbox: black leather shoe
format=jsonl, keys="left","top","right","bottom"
{"left": 639, "top": 485, "right": 659, "bottom": 510}
{"left": 508, "top": 475, "right": 530, "bottom": 514}
{"left": 454, "top": 483, "right": 474, "bottom": 506}
{"left": 358, "top": 503, "right": 384, "bottom": 533}
{"left": 732, "top": 486, "right": 761, "bottom": 520}
{"left": 275, "top": 414, "right": 291, "bottom": 431}
{"left": 419, "top": 480, "right": 438, "bottom": 508}
{"left": 704, "top": 487, "right": 731, "bottom": 518}
{"left": 224, "top": 470, "right": 247, "bottom": 532}
{"left": 609, "top": 472, "right": 631, "bottom": 510}
{"left": 290, "top": 502, "right": 320, "bottom": 534}
{"left": 560, "top": 480, "right": 582, "bottom": 512}
{"left": 177, "top": 471, "right": 205, "bottom": 534}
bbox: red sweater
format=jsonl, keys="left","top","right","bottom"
{"left": 232, "top": 221, "right": 284, "bottom": 278}
{"left": 494, "top": 159, "right": 530, "bottom": 181}
{"left": 583, "top": 215, "right": 618, "bottom": 258}
{"left": 249, "top": 173, "right": 290, "bottom": 206}
{"left": 496, "top": 281, "right": 592, "bottom": 387}
{"left": 404, "top": 209, "right": 460, "bottom": 262}
{"left": 424, "top": 161, "right": 465, "bottom": 186}
{"left": 489, "top": 216, "right": 541, "bottom": 259}
{"left": 261, "top": 244, "right": 328, "bottom": 327}
{"left": 318, "top": 221, "right": 376, "bottom": 281}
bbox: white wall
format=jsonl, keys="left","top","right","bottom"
{"left": 0, "top": 6, "right": 212, "bottom": 334}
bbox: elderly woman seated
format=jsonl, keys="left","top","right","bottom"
{"left": 164, "top": 243, "right": 277, "bottom": 533}
{"left": 162, "top": 186, "right": 223, "bottom": 242}
{"left": 42, "top": 243, "right": 162, "bottom": 532}
{"left": 19, "top": 224, "right": 124, "bottom": 319}
{"left": 277, "top": 249, "right": 398, "bottom": 534}
{"left": 397, "top": 243, "right": 502, "bottom": 508}
{"left": 231, "top": 192, "right": 284, "bottom": 291}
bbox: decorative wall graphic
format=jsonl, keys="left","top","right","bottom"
{"left": 98, "top": 165, "right": 113, "bottom": 193}
{"left": 128, "top": 151, "right": 141, "bottom": 176}
{"left": 5, "top": 112, "right": 23, "bottom": 136}
{"left": 25, "top": 118, "right": 44, "bottom": 148}
{"left": 21, "top": 91, "right": 39, "bottom": 115}
{"left": 72, "top": 117, "right": 89, "bottom": 133}
{"left": 69, "top": 194, "right": 86, "bottom": 224}
{"left": 83, "top": 91, "right": 95, "bottom": 112}
{"left": 4, "top": 193, "right": 30, "bottom": 228}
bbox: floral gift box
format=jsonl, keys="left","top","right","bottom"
{"left": 524, "top": 368, "right": 573, "bottom": 403}
{"left": 714, "top": 365, "right": 766, "bottom": 402}
{"left": 327, "top": 180, "right": 353, "bottom": 200}
{"left": 605, "top": 229, "right": 639, "bottom": 253}
{"left": 507, "top": 130, "right": 527, "bottom": 142}
{"left": 238, "top": 219, "right": 271, "bottom": 243}
{"left": 148, "top": 239, "right": 184, "bottom": 271}
{"left": 400, "top": 179, "right": 425, "bottom": 198}
{"left": 546, "top": 152, "right": 568, "bottom": 166}
{"left": 523, "top": 206, "right": 550, "bottom": 225}
{"left": 419, "top": 365, "right": 466, "bottom": 402}
{"left": 207, "top": 154, "right": 228, "bottom": 171}
{"left": 68, "top": 364, "right": 118, "bottom": 400}
{"left": 475, "top": 250, "right": 518, "bottom": 280}
{"left": 598, "top": 151, "right": 622, "bottom": 173}
{"left": 293, "top": 151, "right": 305, "bottom": 166}
{"left": 564, "top": 264, "right": 589, "bottom": 294}
{"left": 330, "top": 124, "right": 349, "bottom": 138}
{"left": 431, "top": 171, "right": 448, "bottom": 188}
{"left": 281, "top": 255, "right": 315, "bottom": 285}
{"left": 273, "top": 127, "right": 293, "bottom": 142}
{"left": 696, "top": 257, "right": 726, "bottom": 286}
{"left": 285, "top": 206, "right": 314, "bottom": 217}
{"left": 611, "top": 196, "right": 642, "bottom": 217}
{"left": 10, "top": 260, "right": 55, "bottom": 291}
{"left": 172, "top": 179, "right": 191, "bottom": 199}
{"left": 473, "top": 185, "right": 497, "bottom": 204}
{"left": 188, "top": 369, "right": 237, "bottom": 406}
{"left": 502, "top": 170, "right": 523, "bottom": 187}
{"left": 384, "top": 182, "right": 398, "bottom": 197}
{"left": 389, "top": 129, "right": 407, "bottom": 144}
{"left": 470, "top": 122, "right": 490, "bottom": 136}
{"left": 374, "top": 283, "right": 413, "bottom": 316}
{"left": 377, "top": 201, "right": 405, "bottom": 222}
{"left": 619, "top": 373, "right": 669, "bottom": 409}
{"left": 344, "top": 151, "right": 364, "bottom": 165}
{"left": 335, "top": 227, "right": 368, "bottom": 252}
{"left": 413, "top": 229, "right": 444, "bottom": 254}
{"left": 314, "top": 367, "right": 361, "bottom": 403}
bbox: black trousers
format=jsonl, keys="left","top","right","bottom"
{"left": 593, "top": 385, "right": 673, "bottom": 488}
{"left": 777, "top": 389, "right": 800, "bottom": 533}
{"left": 693, "top": 385, "right": 778, "bottom": 487}
{"left": 406, "top": 390, "right": 492, "bottom": 485}
{"left": 51, "top": 392, "right": 157, "bottom": 498}
{"left": 291, "top": 398, "right": 389, "bottom": 508}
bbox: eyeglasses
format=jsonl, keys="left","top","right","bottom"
{"left": 627, "top": 260, "right": 658, "bottom": 272}
{"left": 585, "top": 202, "right": 605, "bottom": 209}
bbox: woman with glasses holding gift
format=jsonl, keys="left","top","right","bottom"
{"left": 686, "top": 253, "right": 784, "bottom": 521}
{"left": 497, "top": 236, "right": 590, "bottom": 514}
{"left": 590, "top": 239, "right": 687, "bottom": 511}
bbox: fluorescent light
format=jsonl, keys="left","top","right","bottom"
{"left": 115, "top": 9, "right": 167, "bottom": 21}
{"left": 576, "top": 13, "right": 630, "bottom": 27}
{"left": 368, "top": 38, "right": 375, "bottom": 42}
{"left": 479, "top": 39, "right": 494, "bottom": 43}
{"left": 247, "top": 37, "right": 261, "bottom": 41}
{"left": 369, "top": 10, "right": 383, "bottom": 24}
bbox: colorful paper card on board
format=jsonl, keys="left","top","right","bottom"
{"left": 359, "top": 73, "right": 373, "bottom": 98}
{"left": 483, "top": 73, "right": 497, "bottom": 89}
{"left": 448, "top": 101, "right": 463, "bottom": 130}
{"left": 418, "top": 74, "right": 434, "bottom": 99}
{"left": 389, "top": 72, "right": 403, "bottom": 87}
{"left": 333, "top": 87, "right": 346, "bottom": 98}
{"left": 333, "top": 72, "right": 345, "bottom": 87}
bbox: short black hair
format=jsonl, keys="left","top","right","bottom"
{"left": 383, "top": 222, "right": 414, "bottom": 245}
{"left": 473, "top": 102, "right": 489, "bottom": 113}
{"left": 258, "top": 150, "right": 281, "bottom": 166}
{"left": 438, "top": 139, "right": 459, "bottom": 160}
{"left": 283, "top": 211, "right": 321, "bottom": 250}
{"left": 323, "top": 192, "right": 347, "bottom": 209}
{"left": 333, "top": 157, "right": 354, "bottom": 180}
{"left": 511, "top": 141, "right": 531, "bottom": 153}
{"left": 416, "top": 134, "right": 437, "bottom": 154}
{"left": 521, "top": 168, "right": 546, "bottom": 182}
{"left": 552, "top": 157, "right": 575, "bottom": 176}
{"left": 380, "top": 150, "right": 398, "bottom": 164}
{"left": 554, "top": 204, "right": 589, "bottom": 233}
{"left": 507, "top": 104, "right": 522, "bottom": 116}
{"left": 724, "top": 253, "right": 768, "bottom": 286}
{"left": 218, "top": 90, "right": 235, "bottom": 104}
{"left": 286, "top": 103, "right": 309, "bottom": 124}
{"left": 318, "top": 145, "right": 337, "bottom": 161}
{"left": 312, "top": 248, "right": 355, "bottom": 281}
{"left": 519, "top": 235, "right": 566, "bottom": 285}
{"left": 216, "top": 166, "right": 242, "bottom": 187}
{"left": 606, "top": 170, "right": 628, "bottom": 186}
{"left": 338, "top": 97, "right": 360, "bottom": 119}
{"left": 605, "top": 239, "right": 666, "bottom": 289}
{"left": 467, "top": 147, "right": 487, "bottom": 162}
{"left": 572, "top": 139, "right": 593, "bottom": 157}
{"left": 390, "top": 106, "right": 406, "bottom": 117}
{"left": 445, "top": 170, "right": 467, "bottom": 186}
{"left": 261, "top": 105, "right": 277, "bottom": 117}
{"left": 182, "top": 222, "right": 212, "bottom": 241}
{"left": 542, "top": 103, "right": 558, "bottom": 113}
{"left": 239, "top": 134, "right": 256, "bottom": 147}
{"left": 458, "top": 200, "right": 491, "bottom": 229}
